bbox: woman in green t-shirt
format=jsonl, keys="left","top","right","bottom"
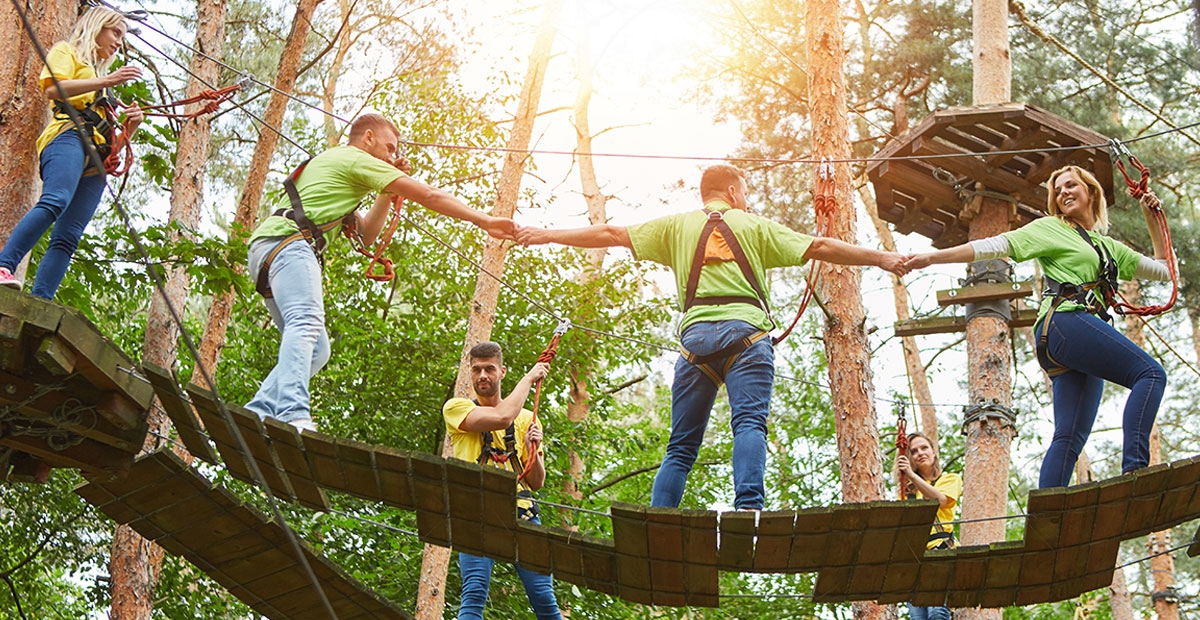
{"left": 906, "top": 165, "right": 1170, "bottom": 488}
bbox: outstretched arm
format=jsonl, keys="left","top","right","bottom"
{"left": 904, "top": 243, "right": 977, "bottom": 270}
{"left": 385, "top": 176, "right": 516, "bottom": 241}
{"left": 803, "top": 238, "right": 909, "bottom": 275}
{"left": 517, "top": 224, "right": 631, "bottom": 249}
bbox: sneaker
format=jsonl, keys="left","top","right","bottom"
{"left": 290, "top": 418, "right": 317, "bottom": 433}
{"left": 0, "top": 267, "right": 21, "bottom": 289}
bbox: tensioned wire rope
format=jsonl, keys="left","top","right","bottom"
{"left": 109, "top": 0, "right": 1200, "bottom": 526}
{"left": 8, "top": 3, "right": 341, "bottom": 618}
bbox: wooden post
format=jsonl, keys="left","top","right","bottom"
{"left": 958, "top": 1, "right": 1013, "bottom": 618}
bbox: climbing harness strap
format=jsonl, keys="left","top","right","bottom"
{"left": 53, "top": 93, "right": 133, "bottom": 176}
{"left": 678, "top": 329, "right": 770, "bottom": 387}
{"left": 682, "top": 208, "right": 774, "bottom": 326}
{"left": 473, "top": 404, "right": 540, "bottom": 520}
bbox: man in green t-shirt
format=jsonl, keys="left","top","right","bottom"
{"left": 246, "top": 113, "right": 516, "bottom": 431}
{"left": 516, "top": 164, "right": 908, "bottom": 510}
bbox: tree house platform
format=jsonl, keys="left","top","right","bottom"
{"left": 866, "top": 102, "right": 1115, "bottom": 248}
{"left": 0, "top": 287, "right": 153, "bottom": 482}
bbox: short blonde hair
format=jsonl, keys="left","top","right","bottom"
{"left": 68, "top": 7, "right": 126, "bottom": 74}
{"left": 1047, "top": 165, "right": 1109, "bottom": 233}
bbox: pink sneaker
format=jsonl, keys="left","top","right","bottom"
{"left": 0, "top": 267, "right": 21, "bottom": 289}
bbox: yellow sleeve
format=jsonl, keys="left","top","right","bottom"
{"left": 442, "top": 398, "right": 475, "bottom": 434}
{"left": 933, "top": 472, "right": 963, "bottom": 510}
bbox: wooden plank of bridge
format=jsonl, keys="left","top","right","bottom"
{"left": 609, "top": 502, "right": 654, "bottom": 605}
{"left": 373, "top": 445, "right": 415, "bottom": 511}
{"left": 977, "top": 541, "right": 1024, "bottom": 608}
{"left": 1158, "top": 455, "right": 1200, "bottom": 525}
{"left": 752, "top": 511, "right": 795, "bottom": 571}
{"left": 409, "top": 451, "right": 450, "bottom": 546}
{"left": 1024, "top": 486, "right": 1067, "bottom": 550}
{"left": 141, "top": 363, "right": 217, "bottom": 464}
{"left": 1188, "top": 523, "right": 1200, "bottom": 558}
{"left": 1057, "top": 482, "right": 1101, "bottom": 549}
{"left": 1125, "top": 463, "right": 1172, "bottom": 537}
{"left": 716, "top": 510, "right": 756, "bottom": 569}
{"left": 55, "top": 308, "right": 154, "bottom": 408}
{"left": 515, "top": 518, "right": 555, "bottom": 576}
{"left": 789, "top": 506, "right": 834, "bottom": 570}
{"left": 905, "top": 549, "right": 955, "bottom": 607}
{"left": 329, "top": 436, "right": 384, "bottom": 501}
{"left": 262, "top": 418, "right": 329, "bottom": 511}
{"left": 75, "top": 450, "right": 413, "bottom": 620}
{"left": 187, "top": 384, "right": 255, "bottom": 482}
{"left": 445, "top": 457, "right": 489, "bottom": 559}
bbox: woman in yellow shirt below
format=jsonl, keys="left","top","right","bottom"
{"left": 0, "top": 6, "right": 142, "bottom": 299}
{"left": 897, "top": 431, "right": 962, "bottom": 620}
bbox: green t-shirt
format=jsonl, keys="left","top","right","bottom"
{"left": 1002, "top": 216, "right": 1142, "bottom": 319}
{"left": 249, "top": 145, "right": 405, "bottom": 245}
{"left": 627, "top": 201, "right": 813, "bottom": 332}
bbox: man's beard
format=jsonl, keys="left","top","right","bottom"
{"left": 474, "top": 381, "right": 498, "bottom": 398}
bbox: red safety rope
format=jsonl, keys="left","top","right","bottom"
{"left": 518, "top": 321, "right": 569, "bottom": 482}
{"left": 773, "top": 159, "right": 835, "bottom": 345}
{"left": 1108, "top": 141, "right": 1179, "bottom": 317}
{"left": 139, "top": 83, "right": 242, "bottom": 120}
{"left": 895, "top": 407, "right": 909, "bottom": 501}
{"left": 342, "top": 196, "right": 404, "bottom": 282}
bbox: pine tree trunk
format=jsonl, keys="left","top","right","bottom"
{"left": 412, "top": 2, "right": 562, "bottom": 617}
{"left": 321, "top": 0, "right": 354, "bottom": 146}
{"left": 108, "top": 2, "right": 225, "bottom": 618}
{"left": 195, "top": 0, "right": 324, "bottom": 387}
{"left": 0, "top": 0, "right": 75, "bottom": 278}
{"left": 807, "top": 1, "right": 891, "bottom": 618}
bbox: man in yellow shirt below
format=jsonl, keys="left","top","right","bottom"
{"left": 442, "top": 341, "right": 561, "bottom": 620}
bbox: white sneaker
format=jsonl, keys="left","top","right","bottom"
{"left": 0, "top": 267, "right": 21, "bottom": 289}
{"left": 290, "top": 418, "right": 317, "bottom": 433}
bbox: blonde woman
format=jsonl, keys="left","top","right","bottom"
{"left": 0, "top": 6, "right": 142, "bottom": 299}
{"left": 906, "top": 166, "right": 1169, "bottom": 488}
{"left": 897, "top": 432, "right": 961, "bottom": 620}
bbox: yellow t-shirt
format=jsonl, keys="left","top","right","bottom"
{"left": 442, "top": 398, "right": 543, "bottom": 483}
{"left": 914, "top": 472, "right": 962, "bottom": 549}
{"left": 37, "top": 42, "right": 106, "bottom": 155}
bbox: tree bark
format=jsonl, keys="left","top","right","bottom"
{"left": 195, "top": 0, "right": 324, "bottom": 387}
{"left": 413, "top": 2, "right": 562, "bottom": 617}
{"left": 321, "top": 0, "right": 354, "bottom": 146}
{"left": 807, "top": 1, "right": 891, "bottom": 619}
{"left": 0, "top": 0, "right": 75, "bottom": 279}
{"left": 109, "top": 1, "right": 225, "bottom": 618}
{"left": 1121, "top": 280, "right": 1178, "bottom": 620}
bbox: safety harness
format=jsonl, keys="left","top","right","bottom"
{"left": 474, "top": 400, "right": 540, "bottom": 520}
{"left": 255, "top": 158, "right": 406, "bottom": 298}
{"left": 52, "top": 91, "right": 135, "bottom": 176}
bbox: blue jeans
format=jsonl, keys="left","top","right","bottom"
{"left": 908, "top": 604, "right": 950, "bottom": 620}
{"left": 0, "top": 131, "right": 106, "bottom": 299}
{"left": 1038, "top": 310, "right": 1165, "bottom": 488}
{"left": 650, "top": 320, "right": 774, "bottom": 510}
{"left": 244, "top": 237, "right": 331, "bottom": 424}
{"left": 458, "top": 516, "right": 560, "bottom": 620}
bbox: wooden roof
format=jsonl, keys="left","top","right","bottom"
{"left": 0, "top": 287, "right": 152, "bottom": 481}
{"left": 866, "top": 103, "right": 1115, "bottom": 248}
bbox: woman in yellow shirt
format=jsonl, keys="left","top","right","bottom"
{"left": 897, "top": 431, "right": 962, "bottom": 620}
{"left": 0, "top": 6, "right": 142, "bottom": 299}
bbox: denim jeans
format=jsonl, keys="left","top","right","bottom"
{"left": 0, "top": 130, "right": 106, "bottom": 299}
{"left": 244, "top": 237, "right": 331, "bottom": 424}
{"left": 1038, "top": 310, "right": 1166, "bottom": 488}
{"left": 907, "top": 603, "right": 950, "bottom": 620}
{"left": 650, "top": 320, "right": 774, "bottom": 510}
{"left": 457, "top": 515, "right": 561, "bottom": 620}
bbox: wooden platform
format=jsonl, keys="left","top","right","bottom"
{"left": 0, "top": 287, "right": 153, "bottom": 482}
{"left": 75, "top": 449, "right": 413, "bottom": 620}
{"left": 142, "top": 369, "right": 1200, "bottom": 608}
{"left": 866, "top": 103, "right": 1113, "bottom": 248}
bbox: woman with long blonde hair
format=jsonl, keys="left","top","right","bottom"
{"left": 0, "top": 6, "right": 143, "bottom": 299}
{"left": 906, "top": 165, "right": 1171, "bottom": 488}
